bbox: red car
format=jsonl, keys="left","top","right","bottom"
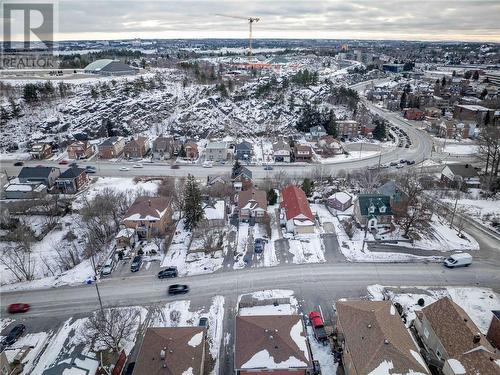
{"left": 8, "top": 303, "right": 30, "bottom": 314}
{"left": 58, "top": 160, "right": 69, "bottom": 165}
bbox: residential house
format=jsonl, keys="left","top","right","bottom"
{"left": 307, "top": 125, "right": 327, "bottom": 139}
{"left": 317, "top": 135, "right": 343, "bottom": 156}
{"left": 115, "top": 228, "right": 135, "bottom": 249}
{"left": 234, "top": 315, "right": 313, "bottom": 374}
{"left": 122, "top": 196, "right": 172, "bottom": 239}
{"left": 487, "top": 311, "right": 500, "bottom": 349}
{"left": 336, "top": 300, "right": 429, "bottom": 375}
{"left": 18, "top": 166, "right": 60, "bottom": 188}
{"left": 67, "top": 140, "right": 94, "bottom": 159}
{"left": 413, "top": 297, "right": 500, "bottom": 374}
{"left": 4, "top": 181, "right": 47, "bottom": 199}
{"left": 236, "top": 188, "right": 267, "bottom": 223}
{"left": 98, "top": 136, "right": 126, "bottom": 159}
{"left": 376, "top": 180, "right": 407, "bottom": 205}
{"left": 133, "top": 327, "right": 206, "bottom": 375}
{"left": 438, "top": 120, "right": 476, "bottom": 139}
{"left": 205, "top": 141, "right": 229, "bottom": 162}
{"left": 233, "top": 166, "right": 253, "bottom": 192}
{"left": 441, "top": 164, "right": 480, "bottom": 188}
{"left": 184, "top": 141, "right": 199, "bottom": 160}
{"left": 56, "top": 167, "right": 88, "bottom": 194}
{"left": 152, "top": 135, "right": 179, "bottom": 159}
{"left": 293, "top": 144, "right": 313, "bottom": 162}
{"left": 234, "top": 141, "right": 253, "bottom": 161}
{"left": 201, "top": 199, "right": 226, "bottom": 228}
{"left": 207, "top": 174, "right": 232, "bottom": 187}
{"left": 272, "top": 140, "right": 291, "bottom": 163}
{"left": 123, "top": 136, "right": 150, "bottom": 158}
{"left": 327, "top": 191, "right": 352, "bottom": 211}
{"left": 30, "top": 142, "right": 52, "bottom": 160}
{"left": 336, "top": 120, "right": 360, "bottom": 139}
{"left": 403, "top": 108, "right": 425, "bottom": 121}
{"left": 280, "top": 185, "right": 315, "bottom": 234}
{"left": 353, "top": 194, "right": 392, "bottom": 229}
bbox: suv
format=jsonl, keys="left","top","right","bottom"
{"left": 168, "top": 284, "right": 189, "bottom": 295}
{"left": 130, "top": 256, "right": 142, "bottom": 272}
{"left": 158, "top": 267, "right": 178, "bottom": 279}
{"left": 254, "top": 238, "right": 265, "bottom": 253}
{"left": 101, "top": 258, "right": 114, "bottom": 277}
{"left": 3, "top": 324, "right": 26, "bottom": 346}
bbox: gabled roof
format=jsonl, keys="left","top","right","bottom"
{"left": 337, "top": 300, "right": 429, "bottom": 375}
{"left": 418, "top": 297, "right": 499, "bottom": 374}
{"left": 235, "top": 141, "right": 253, "bottom": 151}
{"left": 100, "top": 136, "right": 122, "bottom": 147}
{"left": 18, "top": 166, "right": 58, "bottom": 179}
{"left": 280, "top": 185, "right": 313, "bottom": 221}
{"left": 235, "top": 315, "right": 311, "bottom": 370}
{"left": 238, "top": 188, "right": 267, "bottom": 211}
{"left": 273, "top": 140, "right": 291, "bottom": 152}
{"left": 59, "top": 167, "right": 85, "bottom": 179}
{"left": 328, "top": 191, "right": 352, "bottom": 204}
{"left": 123, "top": 196, "right": 170, "bottom": 222}
{"left": 126, "top": 136, "right": 148, "bottom": 148}
{"left": 356, "top": 194, "right": 392, "bottom": 216}
{"left": 133, "top": 327, "right": 205, "bottom": 375}
{"left": 68, "top": 140, "right": 90, "bottom": 149}
{"left": 444, "top": 164, "right": 479, "bottom": 179}
{"left": 234, "top": 166, "right": 253, "bottom": 180}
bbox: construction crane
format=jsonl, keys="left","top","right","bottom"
{"left": 216, "top": 14, "right": 260, "bottom": 64}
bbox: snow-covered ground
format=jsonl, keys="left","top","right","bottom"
{"left": 443, "top": 143, "right": 479, "bottom": 155}
{"left": 287, "top": 232, "right": 326, "bottom": 264}
{"left": 368, "top": 285, "right": 500, "bottom": 333}
{"left": 441, "top": 196, "right": 500, "bottom": 231}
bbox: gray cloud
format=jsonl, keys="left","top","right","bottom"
{"left": 16, "top": 0, "right": 500, "bottom": 41}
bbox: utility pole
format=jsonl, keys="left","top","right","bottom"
{"left": 449, "top": 178, "right": 462, "bottom": 228}
{"left": 89, "top": 246, "right": 104, "bottom": 313}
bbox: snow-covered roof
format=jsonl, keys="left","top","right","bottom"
{"left": 115, "top": 228, "right": 135, "bottom": 238}
{"left": 328, "top": 191, "right": 352, "bottom": 204}
{"left": 203, "top": 200, "right": 225, "bottom": 220}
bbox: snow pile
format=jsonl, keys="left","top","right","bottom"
{"left": 287, "top": 233, "right": 325, "bottom": 264}
{"left": 242, "top": 350, "right": 307, "bottom": 369}
{"left": 238, "top": 289, "right": 298, "bottom": 316}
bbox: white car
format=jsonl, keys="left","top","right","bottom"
{"left": 119, "top": 167, "right": 130, "bottom": 171}
{"left": 133, "top": 164, "right": 143, "bottom": 168}
{"left": 202, "top": 162, "right": 213, "bottom": 168}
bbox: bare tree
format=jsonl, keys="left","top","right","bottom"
{"left": 197, "top": 221, "right": 224, "bottom": 257}
{"left": 158, "top": 177, "right": 186, "bottom": 215}
{"left": 353, "top": 169, "right": 382, "bottom": 193}
{"left": 341, "top": 218, "right": 355, "bottom": 239}
{"left": 477, "top": 125, "right": 500, "bottom": 188}
{"left": 82, "top": 308, "right": 141, "bottom": 353}
{"left": 0, "top": 226, "right": 36, "bottom": 281}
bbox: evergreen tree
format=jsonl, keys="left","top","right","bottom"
{"left": 9, "top": 98, "right": 21, "bottom": 118}
{"left": 399, "top": 92, "right": 407, "bottom": 110}
{"left": 23, "top": 83, "right": 38, "bottom": 103}
{"left": 441, "top": 76, "right": 446, "bottom": 87}
{"left": 179, "top": 143, "right": 186, "bottom": 157}
{"left": 464, "top": 71, "right": 472, "bottom": 79}
{"left": 267, "top": 188, "right": 277, "bottom": 205}
{"left": 232, "top": 160, "right": 242, "bottom": 178}
{"left": 90, "top": 87, "right": 98, "bottom": 99}
{"left": 372, "top": 120, "right": 387, "bottom": 141}
{"left": 0, "top": 106, "right": 10, "bottom": 124}
{"left": 479, "top": 88, "right": 488, "bottom": 100}
{"left": 325, "top": 109, "right": 337, "bottom": 137}
{"left": 472, "top": 70, "right": 479, "bottom": 80}
{"left": 301, "top": 179, "right": 314, "bottom": 197}
{"left": 183, "top": 175, "right": 204, "bottom": 231}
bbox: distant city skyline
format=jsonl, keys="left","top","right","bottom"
{"left": 3, "top": 0, "right": 500, "bottom": 43}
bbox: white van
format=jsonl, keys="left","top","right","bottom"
{"left": 444, "top": 253, "right": 472, "bottom": 268}
{"left": 101, "top": 258, "right": 114, "bottom": 276}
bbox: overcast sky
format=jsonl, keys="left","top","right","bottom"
{"left": 4, "top": 0, "right": 500, "bottom": 42}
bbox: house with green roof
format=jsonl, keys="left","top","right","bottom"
{"left": 353, "top": 194, "right": 393, "bottom": 230}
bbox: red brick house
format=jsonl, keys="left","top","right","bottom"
{"left": 98, "top": 137, "right": 126, "bottom": 159}
{"left": 184, "top": 141, "right": 199, "bottom": 160}
{"left": 124, "top": 136, "right": 150, "bottom": 158}
{"left": 55, "top": 167, "right": 88, "bottom": 194}
{"left": 30, "top": 143, "right": 52, "bottom": 160}
{"left": 293, "top": 144, "right": 313, "bottom": 162}
{"left": 67, "top": 140, "right": 94, "bottom": 159}
{"left": 403, "top": 108, "right": 425, "bottom": 121}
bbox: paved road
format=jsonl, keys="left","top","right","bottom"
{"left": 2, "top": 262, "right": 499, "bottom": 319}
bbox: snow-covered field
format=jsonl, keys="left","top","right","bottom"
{"left": 368, "top": 285, "right": 500, "bottom": 333}
{"left": 441, "top": 197, "right": 500, "bottom": 230}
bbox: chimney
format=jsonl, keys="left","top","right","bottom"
{"left": 473, "top": 334, "right": 481, "bottom": 344}
{"left": 148, "top": 199, "right": 151, "bottom": 207}
{"left": 160, "top": 349, "right": 166, "bottom": 360}
{"left": 384, "top": 339, "right": 390, "bottom": 345}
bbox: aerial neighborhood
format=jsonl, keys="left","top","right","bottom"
{"left": 1, "top": 7, "right": 500, "bottom": 375}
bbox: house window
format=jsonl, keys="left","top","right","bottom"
{"left": 436, "top": 350, "right": 442, "bottom": 360}
{"left": 423, "top": 327, "right": 430, "bottom": 339}
{"left": 379, "top": 206, "right": 386, "bottom": 213}
{"left": 368, "top": 205, "right": 375, "bottom": 213}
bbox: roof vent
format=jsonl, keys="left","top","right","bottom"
{"left": 148, "top": 199, "right": 151, "bottom": 207}
{"left": 160, "top": 350, "right": 166, "bottom": 360}
{"left": 384, "top": 339, "right": 390, "bottom": 345}
{"left": 162, "top": 364, "right": 167, "bottom": 368}
{"left": 269, "top": 335, "right": 274, "bottom": 340}
{"left": 367, "top": 324, "right": 372, "bottom": 328}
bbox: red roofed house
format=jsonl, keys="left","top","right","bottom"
{"left": 280, "top": 185, "right": 315, "bottom": 234}
{"left": 122, "top": 196, "right": 172, "bottom": 239}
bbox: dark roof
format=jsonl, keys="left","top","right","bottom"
{"left": 445, "top": 164, "right": 479, "bottom": 178}
{"left": 123, "top": 196, "right": 170, "bottom": 221}
{"left": 235, "top": 315, "right": 311, "bottom": 370}
{"left": 418, "top": 297, "right": 499, "bottom": 374}
{"left": 234, "top": 166, "right": 252, "bottom": 180}
{"left": 133, "top": 327, "right": 205, "bottom": 375}
{"left": 100, "top": 136, "right": 121, "bottom": 146}
{"left": 237, "top": 188, "right": 267, "bottom": 211}
{"left": 235, "top": 141, "right": 253, "bottom": 151}
{"left": 18, "top": 166, "right": 58, "bottom": 179}
{"left": 356, "top": 194, "right": 392, "bottom": 216}
{"left": 337, "top": 300, "right": 429, "bottom": 375}
{"left": 59, "top": 167, "right": 85, "bottom": 179}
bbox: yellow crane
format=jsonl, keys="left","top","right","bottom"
{"left": 216, "top": 14, "right": 260, "bottom": 64}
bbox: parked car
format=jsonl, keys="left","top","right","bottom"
{"left": 130, "top": 256, "right": 142, "bottom": 272}
{"left": 2, "top": 324, "right": 26, "bottom": 346}
{"left": 85, "top": 166, "right": 97, "bottom": 173}
{"left": 254, "top": 238, "right": 265, "bottom": 253}
{"left": 132, "top": 164, "right": 143, "bottom": 168}
{"left": 400, "top": 159, "right": 407, "bottom": 164}
{"left": 198, "top": 317, "right": 208, "bottom": 327}
{"left": 7, "top": 303, "right": 30, "bottom": 314}
{"left": 202, "top": 162, "right": 213, "bottom": 168}
{"left": 13, "top": 161, "right": 24, "bottom": 166}
{"left": 171, "top": 164, "right": 180, "bottom": 169}
{"left": 309, "top": 311, "right": 328, "bottom": 344}
{"left": 263, "top": 165, "right": 273, "bottom": 170}
{"left": 58, "top": 159, "right": 69, "bottom": 165}
{"left": 390, "top": 162, "right": 398, "bottom": 167}
{"left": 69, "top": 162, "right": 78, "bottom": 167}
{"left": 101, "top": 258, "right": 114, "bottom": 277}
{"left": 119, "top": 167, "right": 130, "bottom": 171}
{"left": 406, "top": 160, "right": 415, "bottom": 165}
{"left": 396, "top": 164, "right": 404, "bottom": 169}
{"left": 158, "top": 267, "right": 178, "bottom": 279}
{"left": 444, "top": 253, "right": 472, "bottom": 268}
{"left": 168, "top": 284, "right": 189, "bottom": 295}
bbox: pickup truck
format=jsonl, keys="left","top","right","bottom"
{"left": 309, "top": 311, "right": 328, "bottom": 343}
